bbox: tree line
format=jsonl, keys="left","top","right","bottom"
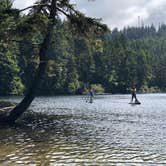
{"left": 0, "top": 0, "right": 166, "bottom": 96}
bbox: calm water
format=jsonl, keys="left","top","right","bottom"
{"left": 0, "top": 94, "right": 166, "bottom": 165}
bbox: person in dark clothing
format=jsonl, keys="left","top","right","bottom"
{"left": 131, "top": 87, "right": 138, "bottom": 103}
{"left": 89, "top": 88, "right": 94, "bottom": 103}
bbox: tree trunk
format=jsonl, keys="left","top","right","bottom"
{"left": 0, "top": 0, "right": 57, "bottom": 124}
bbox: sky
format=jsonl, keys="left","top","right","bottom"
{"left": 13, "top": 0, "right": 166, "bottom": 29}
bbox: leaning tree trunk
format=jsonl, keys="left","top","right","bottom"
{"left": 0, "top": 0, "right": 57, "bottom": 124}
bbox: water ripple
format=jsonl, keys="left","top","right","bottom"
{"left": 0, "top": 94, "right": 166, "bottom": 165}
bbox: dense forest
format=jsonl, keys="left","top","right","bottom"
{"left": 0, "top": 1, "right": 166, "bottom": 96}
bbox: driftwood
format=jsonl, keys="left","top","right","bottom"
{"left": 0, "top": 106, "right": 15, "bottom": 124}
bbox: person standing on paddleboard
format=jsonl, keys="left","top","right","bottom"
{"left": 89, "top": 87, "right": 94, "bottom": 103}
{"left": 131, "top": 87, "right": 138, "bottom": 103}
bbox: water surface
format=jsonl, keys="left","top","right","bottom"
{"left": 0, "top": 94, "right": 166, "bottom": 165}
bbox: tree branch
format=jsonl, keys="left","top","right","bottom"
{"left": 56, "top": 7, "right": 70, "bottom": 18}
{"left": 19, "top": 4, "right": 49, "bottom": 12}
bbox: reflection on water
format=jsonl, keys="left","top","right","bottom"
{"left": 0, "top": 94, "right": 166, "bottom": 165}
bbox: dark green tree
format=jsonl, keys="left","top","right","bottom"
{"left": 0, "top": 0, "right": 108, "bottom": 123}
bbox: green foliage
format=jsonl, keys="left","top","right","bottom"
{"left": 68, "top": 80, "right": 81, "bottom": 94}
{"left": 91, "top": 84, "right": 105, "bottom": 94}
{"left": 0, "top": 0, "right": 12, "bottom": 11}
{"left": 0, "top": 49, "right": 24, "bottom": 95}
{"left": 0, "top": 1, "right": 24, "bottom": 96}
{"left": 0, "top": 0, "right": 166, "bottom": 95}
{"left": 10, "top": 77, "right": 25, "bottom": 95}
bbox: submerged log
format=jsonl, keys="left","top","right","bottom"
{"left": 0, "top": 101, "right": 16, "bottom": 124}
{"left": 0, "top": 108, "right": 12, "bottom": 123}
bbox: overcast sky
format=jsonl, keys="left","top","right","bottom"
{"left": 13, "top": 0, "right": 166, "bottom": 29}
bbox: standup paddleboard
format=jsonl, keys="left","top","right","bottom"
{"left": 129, "top": 102, "right": 141, "bottom": 105}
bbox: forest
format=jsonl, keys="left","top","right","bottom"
{"left": 0, "top": 0, "right": 166, "bottom": 96}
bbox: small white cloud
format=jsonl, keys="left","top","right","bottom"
{"left": 13, "top": 0, "right": 36, "bottom": 9}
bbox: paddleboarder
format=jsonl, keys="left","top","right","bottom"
{"left": 89, "top": 87, "right": 94, "bottom": 103}
{"left": 131, "top": 87, "right": 139, "bottom": 103}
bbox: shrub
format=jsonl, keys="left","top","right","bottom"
{"left": 91, "top": 84, "right": 105, "bottom": 94}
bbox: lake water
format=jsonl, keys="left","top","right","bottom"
{"left": 0, "top": 94, "right": 166, "bottom": 165}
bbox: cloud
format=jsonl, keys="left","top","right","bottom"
{"left": 13, "top": 0, "right": 166, "bottom": 29}
{"left": 73, "top": 0, "right": 166, "bottom": 29}
{"left": 13, "top": 0, "right": 36, "bottom": 9}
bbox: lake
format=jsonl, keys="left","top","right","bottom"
{"left": 0, "top": 94, "right": 166, "bottom": 165}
